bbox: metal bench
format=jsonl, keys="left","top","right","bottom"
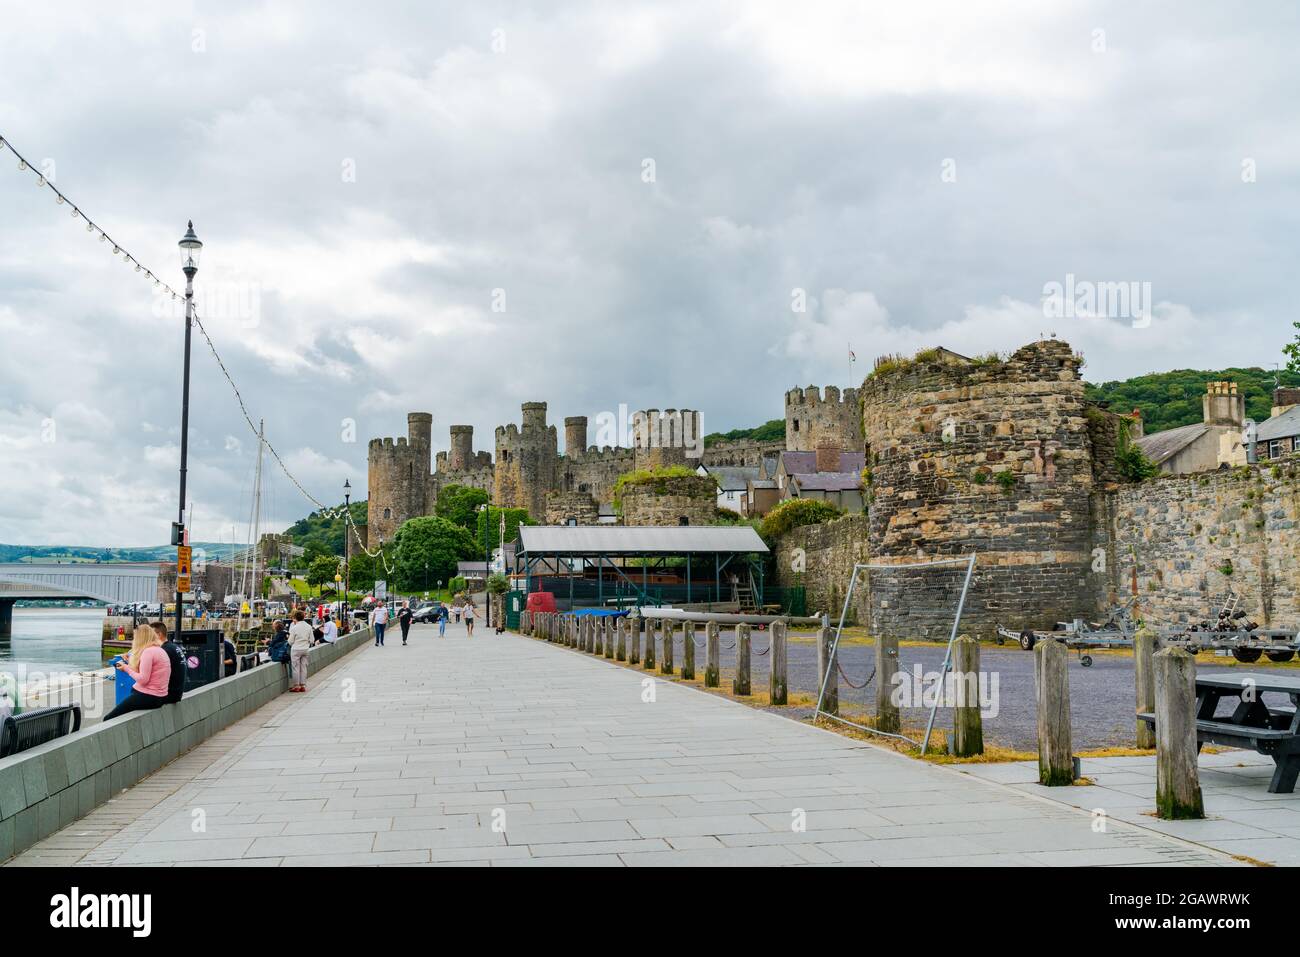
{"left": 0, "top": 703, "right": 83, "bottom": 758}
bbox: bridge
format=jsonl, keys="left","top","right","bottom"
{"left": 0, "top": 562, "right": 161, "bottom": 636}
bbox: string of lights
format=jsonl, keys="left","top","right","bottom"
{"left": 0, "top": 131, "right": 377, "bottom": 561}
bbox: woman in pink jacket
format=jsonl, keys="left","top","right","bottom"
{"left": 105, "top": 625, "right": 172, "bottom": 720}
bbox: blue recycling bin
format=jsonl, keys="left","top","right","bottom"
{"left": 109, "top": 656, "right": 134, "bottom": 705}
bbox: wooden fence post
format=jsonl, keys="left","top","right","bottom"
{"left": 593, "top": 616, "right": 603, "bottom": 655}
{"left": 643, "top": 617, "right": 656, "bottom": 670}
{"left": 628, "top": 617, "right": 641, "bottom": 665}
{"left": 682, "top": 622, "right": 696, "bottom": 680}
{"left": 1135, "top": 626, "right": 1157, "bottom": 749}
{"left": 1035, "top": 639, "right": 1074, "bottom": 785}
{"left": 875, "top": 633, "right": 900, "bottom": 733}
{"left": 733, "top": 623, "right": 751, "bottom": 696}
{"left": 817, "top": 625, "right": 838, "bottom": 716}
{"left": 705, "top": 621, "right": 720, "bottom": 688}
{"left": 569, "top": 615, "right": 577, "bottom": 649}
{"left": 770, "top": 621, "right": 787, "bottom": 705}
{"left": 952, "top": 634, "right": 983, "bottom": 757}
{"left": 1154, "top": 646, "right": 1205, "bottom": 820}
{"left": 661, "top": 620, "right": 674, "bottom": 675}
{"left": 615, "top": 618, "right": 627, "bottom": 661}
{"left": 605, "top": 617, "right": 615, "bottom": 659}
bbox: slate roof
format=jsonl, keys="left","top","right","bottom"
{"left": 518, "top": 525, "right": 769, "bottom": 555}
{"left": 780, "top": 450, "right": 866, "bottom": 474}
{"left": 1134, "top": 423, "right": 1209, "bottom": 465}
{"left": 791, "top": 472, "right": 863, "bottom": 492}
{"left": 1258, "top": 405, "right": 1300, "bottom": 442}
{"left": 701, "top": 465, "right": 760, "bottom": 492}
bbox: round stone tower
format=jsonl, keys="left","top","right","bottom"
{"left": 448, "top": 425, "right": 474, "bottom": 471}
{"left": 861, "top": 339, "right": 1100, "bottom": 639}
{"left": 564, "top": 416, "right": 588, "bottom": 456}
{"left": 407, "top": 412, "right": 432, "bottom": 451}
{"left": 632, "top": 408, "right": 702, "bottom": 471}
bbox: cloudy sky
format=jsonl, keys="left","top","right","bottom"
{"left": 1, "top": 1, "right": 1296, "bottom": 547}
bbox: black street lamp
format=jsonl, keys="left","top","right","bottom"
{"left": 342, "top": 478, "right": 351, "bottom": 626}
{"left": 174, "top": 221, "right": 202, "bottom": 641}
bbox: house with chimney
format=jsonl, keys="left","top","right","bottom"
{"left": 1255, "top": 387, "right": 1300, "bottom": 461}
{"left": 774, "top": 445, "right": 866, "bottom": 511}
{"left": 1135, "top": 381, "right": 1249, "bottom": 475}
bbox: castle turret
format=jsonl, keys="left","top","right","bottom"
{"left": 785, "top": 385, "right": 862, "bottom": 453}
{"left": 522, "top": 401, "right": 548, "bottom": 432}
{"left": 632, "top": 408, "right": 703, "bottom": 471}
{"left": 495, "top": 402, "right": 559, "bottom": 520}
{"left": 407, "top": 412, "right": 432, "bottom": 450}
{"left": 565, "top": 416, "right": 588, "bottom": 456}
{"left": 448, "top": 425, "right": 474, "bottom": 472}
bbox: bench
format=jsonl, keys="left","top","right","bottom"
{"left": 0, "top": 703, "right": 83, "bottom": 758}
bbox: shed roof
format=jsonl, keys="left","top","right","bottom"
{"left": 517, "top": 525, "right": 768, "bottom": 555}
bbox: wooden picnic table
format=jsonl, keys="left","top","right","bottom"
{"left": 1142, "top": 671, "right": 1300, "bottom": 793}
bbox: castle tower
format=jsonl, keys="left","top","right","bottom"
{"left": 632, "top": 408, "right": 702, "bottom": 471}
{"left": 407, "top": 412, "right": 432, "bottom": 451}
{"left": 564, "top": 416, "right": 588, "bottom": 456}
{"left": 495, "top": 401, "right": 559, "bottom": 520}
{"left": 785, "top": 385, "right": 862, "bottom": 453}
{"left": 448, "top": 425, "right": 474, "bottom": 472}
{"left": 367, "top": 414, "right": 433, "bottom": 546}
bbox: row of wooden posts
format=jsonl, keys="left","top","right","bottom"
{"left": 520, "top": 610, "right": 797, "bottom": 704}
{"left": 518, "top": 611, "right": 1202, "bottom": 821}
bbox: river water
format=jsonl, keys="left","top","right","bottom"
{"left": 1, "top": 607, "right": 106, "bottom": 677}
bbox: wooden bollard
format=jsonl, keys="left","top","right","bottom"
{"left": 568, "top": 615, "right": 577, "bottom": 648}
{"left": 643, "top": 617, "right": 656, "bottom": 670}
{"left": 661, "top": 620, "right": 674, "bottom": 675}
{"left": 704, "top": 621, "right": 720, "bottom": 688}
{"left": 875, "top": 633, "right": 900, "bottom": 733}
{"left": 627, "top": 618, "right": 640, "bottom": 664}
{"left": 1135, "top": 626, "right": 1157, "bottom": 749}
{"left": 770, "top": 621, "right": 788, "bottom": 705}
{"left": 1035, "top": 639, "right": 1075, "bottom": 785}
{"left": 952, "top": 634, "right": 984, "bottom": 757}
{"left": 733, "top": 623, "right": 751, "bottom": 696}
{"left": 604, "top": 618, "right": 614, "bottom": 658}
{"left": 593, "top": 616, "right": 603, "bottom": 655}
{"left": 1154, "top": 646, "right": 1205, "bottom": 820}
{"left": 615, "top": 618, "right": 627, "bottom": 661}
{"left": 682, "top": 622, "right": 696, "bottom": 680}
{"left": 587, "top": 616, "right": 597, "bottom": 654}
{"left": 817, "top": 626, "right": 838, "bottom": 715}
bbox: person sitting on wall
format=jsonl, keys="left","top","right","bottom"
{"left": 151, "top": 620, "right": 186, "bottom": 704}
{"left": 105, "top": 625, "right": 172, "bottom": 721}
{"left": 222, "top": 636, "right": 238, "bottom": 678}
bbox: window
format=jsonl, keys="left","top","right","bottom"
{"left": 1271, "top": 440, "right": 1285, "bottom": 460}
{"left": 565, "top": 517, "right": 577, "bottom": 527}
{"left": 678, "top": 516, "right": 690, "bottom": 526}
{"left": 383, "top": 507, "right": 391, "bottom": 519}
{"left": 792, "top": 420, "right": 800, "bottom": 432}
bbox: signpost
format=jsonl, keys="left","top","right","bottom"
{"left": 176, "top": 545, "right": 192, "bottom": 596}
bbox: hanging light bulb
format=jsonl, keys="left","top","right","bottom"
{"left": 55, "top": 194, "right": 64, "bottom": 204}
{"left": 18, "top": 159, "right": 27, "bottom": 170}
{"left": 36, "top": 175, "right": 45, "bottom": 187}
{"left": 112, "top": 246, "right": 119, "bottom": 255}
{"left": 86, "top": 222, "right": 93, "bottom": 232}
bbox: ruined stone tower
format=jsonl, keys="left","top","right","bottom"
{"left": 447, "top": 425, "right": 474, "bottom": 471}
{"left": 495, "top": 401, "right": 560, "bottom": 521}
{"left": 785, "top": 385, "right": 862, "bottom": 453}
{"left": 564, "top": 416, "right": 588, "bottom": 456}
{"left": 861, "top": 339, "right": 1100, "bottom": 639}
{"left": 632, "top": 408, "right": 703, "bottom": 471}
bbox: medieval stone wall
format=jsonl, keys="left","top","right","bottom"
{"left": 563, "top": 446, "right": 636, "bottom": 505}
{"left": 786, "top": 385, "right": 862, "bottom": 453}
{"left": 621, "top": 475, "right": 718, "bottom": 527}
{"left": 701, "top": 439, "right": 785, "bottom": 468}
{"left": 545, "top": 490, "right": 600, "bottom": 525}
{"left": 772, "top": 514, "right": 871, "bottom": 622}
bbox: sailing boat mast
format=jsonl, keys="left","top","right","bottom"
{"left": 239, "top": 421, "right": 266, "bottom": 616}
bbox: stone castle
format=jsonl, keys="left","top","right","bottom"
{"left": 365, "top": 390, "right": 860, "bottom": 543}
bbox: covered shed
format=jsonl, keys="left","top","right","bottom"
{"left": 514, "top": 525, "right": 770, "bottom": 611}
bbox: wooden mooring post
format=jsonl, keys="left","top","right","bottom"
{"left": 817, "top": 625, "right": 838, "bottom": 716}
{"left": 704, "top": 621, "right": 720, "bottom": 688}
{"left": 1135, "top": 626, "right": 1157, "bottom": 750}
{"left": 1035, "top": 638, "right": 1075, "bottom": 785}
{"left": 733, "top": 623, "right": 751, "bottom": 696}
{"left": 604, "top": 617, "right": 615, "bottom": 659}
{"left": 681, "top": 622, "right": 696, "bottom": 680}
{"left": 593, "top": 616, "right": 603, "bottom": 656}
{"left": 875, "top": 633, "right": 899, "bottom": 733}
{"left": 661, "top": 620, "right": 674, "bottom": 675}
{"left": 769, "top": 621, "right": 787, "bottom": 705}
{"left": 952, "top": 634, "right": 984, "bottom": 757}
{"left": 643, "top": 617, "right": 656, "bottom": 670}
{"left": 628, "top": 618, "right": 641, "bottom": 665}
{"left": 1153, "top": 646, "right": 1205, "bottom": 820}
{"left": 615, "top": 618, "right": 626, "bottom": 661}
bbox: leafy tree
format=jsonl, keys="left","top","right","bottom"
{"left": 436, "top": 484, "right": 490, "bottom": 532}
{"left": 1085, "top": 367, "right": 1300, "bottom": 433}
{"left": 449, "top": 575, "right": 468, "bottom": 594}
{"left": 344, "top": 550, "right": 378, "bottom": 593}
{"left": 282, "top": 499, "right": 368, "bottom": 556}
{"left": 475, "top": 506, "right": 533, "bottom": 553}
{"left": 704, "top": 418, "right": 786, "bottom": 447}
{"left": 758, "top": 498, "right": 842, "bottom": 545}
{"left": 302, "top": 540, "right": 332, "bottom": 567}
{"left": 391, "top": 516, "right": 478, "bottom": 593}
{"left": 1286, "top": 322, "right": 1300, "bottom": 377}
{"left": 305, "top": 554, "right": 340, "bottom": 594}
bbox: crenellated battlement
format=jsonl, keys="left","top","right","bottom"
{"left": 785, "top": 384, "right": 862, "bottom": 453}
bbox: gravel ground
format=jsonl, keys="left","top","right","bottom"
{"left": 641, "top": 628, "right": 1256, "bottom": 752}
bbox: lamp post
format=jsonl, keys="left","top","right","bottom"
{"left": 424, "top": 562, "right": 429, "bottom": 595}
{"left": 175, "top": 221, "right": 202, "bottom": 642}
{"left": 479, "top": 503, "right": 491, "bottom": 627}
{"left": 342, "top": 479, "right": 351, "bottom": 625}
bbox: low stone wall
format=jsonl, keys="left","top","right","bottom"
{"left": 621, "top": 475, "right": 718, "bottom": 527}
{"left": 0, "top": 625, "right": 373, "bottom": 863}
{"left": 773, "top": 515, "right": 870, "bottom": 623}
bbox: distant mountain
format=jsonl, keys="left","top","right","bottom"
{"left": 281, "top": 500, "right": 368, "bottom": 557}
{"left": 1085, "top": 367, "right": 1300, "bottom": 434}
{"left": 0, "top": 542, "right": 243, "bottom": 564}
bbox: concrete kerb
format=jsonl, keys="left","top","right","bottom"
{"left": 504, "top": 625, "right": 1247, "bottom": 868}
{"left": 0, "top": 625, "right": 374, "bottom": 863}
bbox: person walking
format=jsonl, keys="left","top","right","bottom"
{"left": 437, "top": 602, "right": 447, "bottom": 638}
{"left": 372, "top": 601, "right": 389, "bottom": 646}
{"left": 463, "top": 600, "right": 476, "bottom": 637}
{"left": 105, "top": 625, "right": 171, "bottom": 720}
{"left": 398, "top": 602, "right": 413, "bottom": 645}
{"left": 288, "top": 609, "right": 314, "bottom": 692}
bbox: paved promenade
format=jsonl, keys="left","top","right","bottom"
{"left": 8, "top": 622, "right": 1238, "bottom": 866}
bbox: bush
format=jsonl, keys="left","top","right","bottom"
{"left": 391, "top": 516, "right": 478, "bottom": 592}
{"left": 611, "top": 466, "right": 711, "bottom": 513}
{"left": 435, "top": 484, "right": 490, "bottom": 532}
{"left": 486, "top": 573, "right": 510, "bottom": 595}
{"left": 1115, "top": 419, "right": 1160, "bottom": 482}
{"left": 449, "top": 575, "right": 468, "bottom": 594}
{"left": 758, "top": 499, "right": 842, "bottom": 544}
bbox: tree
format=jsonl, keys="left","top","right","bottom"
{"left": 391, "top": 516, "right": 478, "bottom": 593}
{"left": 344, "top": 550, "right": 378, "bottom": 593}
{"left": 436, "top": 484, "right": 490, "bottom": 532}
{"left": 475, "top": 506, "right": 533, "bottom": 553}
{"left": 1286, "top": 322, "right": 1300, "bottom": 377}
{"left": 305, "top": 555, "right": 340, "bottom": 594}
{"left": 486, "top": 573, "right": 510, "bottom": 595}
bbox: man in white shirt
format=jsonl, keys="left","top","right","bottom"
{"left": 371, "top": 602, "right": 389, "bottom": 647}
{"left": 320, "top": 617, "right": 338, "bottom": 643}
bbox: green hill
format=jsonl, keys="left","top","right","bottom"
{"left": 1085, "top": 367, "right": 1300, "bottom": 434}
{"left": 0, "top": 542, "right": 241, "bottom": 563}
{"left": 281, "top": 500, "right": 368, "bottom": 556}
{"left": 704, "top": 418, "right": 785, "bottom": 447}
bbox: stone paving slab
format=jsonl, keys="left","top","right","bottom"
{"left": 6, "top": 622, "right": 1243, "bottom": 867}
